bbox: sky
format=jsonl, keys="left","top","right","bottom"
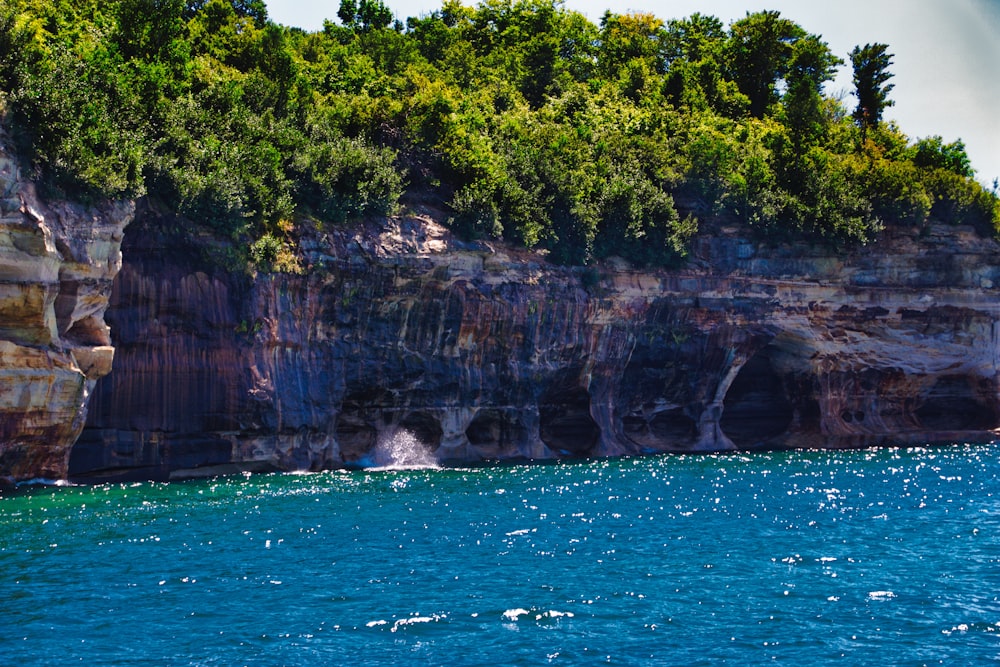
{"left": 265, "top": 0, "right": 1000, "bottom": 187}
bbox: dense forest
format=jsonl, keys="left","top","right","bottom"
{"left": 1, "top": 0, "right": 997, "bottom": 268}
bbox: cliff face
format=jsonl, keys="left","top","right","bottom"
{"left": 71, "top": 207, "right": 1000, "bottom": 481}
{"left": 0, "top": 139, "right": 133, "bottom": 482}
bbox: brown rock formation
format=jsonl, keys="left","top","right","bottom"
{"left": 0, "top": 136, "right": 133, "bottom": 482}
{"left": 71, "top": 208, "right": 1000, "bottom": 482}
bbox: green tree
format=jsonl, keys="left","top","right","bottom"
{"left": 187, "top": 0, "right": 264, "bottom": 68}
{"left": 783, "top": 34, "right": 841, "bottom": 149}
{"left": 339, "top": 0, "right": 393, "bottom": 31}
{"left": 358, "top": 0, "right": 393, "bottom": 31}
{"left": 662, "top": 14, "right": 737, "bottom": 113}
{"left": 114, "top": 0, "right": 187, "bottom": 62}
{"left": 727, "top": 10, "right": 805, "bottom": 118}
{"left": 912, "top": 136, "right": 974, "bottom": 178}
{"left": 850, "top": 42, "right": 894, "bottom": 134}
{"left": 406, "top": 12, "right": 457, "bottom": 63}
{"left": 0, "top": 5, "right": 31, "bottom": 91}
{"left": 598, "top": 11, "right": 665, "bottom": 82}
{"left": 231, "top": 0, "right": 267, "bottom": 26}
{"left": 514, "top": 1, "right": 560, "bottom": 107}
{"left": 338, "top": 0, "right": 357, "bottom": 27}
{"left": 12, "top": 39, "right": 148, "bottom": 199}
{"left": 664, "top": 13, "right": 725, "bottom": 64}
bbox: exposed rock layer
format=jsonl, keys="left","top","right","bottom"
{"left": 73, "top": 209, "right": 1000, "bottom": 482}
{"left": 0, "top": 138, "right": 133, "bottom": 483}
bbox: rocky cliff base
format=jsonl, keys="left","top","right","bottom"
{"left": 71, "top": 207, "right": 1000, "bottom": 482}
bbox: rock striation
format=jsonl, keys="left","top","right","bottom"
{"left": 71, "top": 206, "right": 1000, "bottom": 482}
{"left": 0, "top": 134, "right": 133, "bottom": 483}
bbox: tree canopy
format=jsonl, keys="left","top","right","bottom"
{"left": 0, "top": 0, "right": 996, "bottom": 270}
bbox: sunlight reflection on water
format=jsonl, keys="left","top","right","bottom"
{"left": 2, "top": 444, "right": 1000, "bottom": 665}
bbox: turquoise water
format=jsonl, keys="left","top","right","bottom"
{"left": 3, "top": 445, "right": 1000, "bottom": 665}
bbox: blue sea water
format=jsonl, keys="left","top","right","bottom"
{"left": 3, "top": 444, "right": 1000, "bottom": 665}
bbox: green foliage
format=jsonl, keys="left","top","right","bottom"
{"left": 912, "top": 136, "right": 974, "bottom": 178}
{"left": 662, "top": 14, "right": 745, "bottom": 115}
{"left": 922, "top": 169, "right": 999, "bottom": 233}
{"left": 850, "top": 43, "right": 894, "bottom": 133}
{"left": 723, "top": 118, "right": 787, "bottom": 228}
{"left": 114, "top": 0, "right": 187, "bottom": 63}
{"left": 12, "top": 40, "right": 148, "bottom": 198}
{"left": 249, "top": 230, "right": 303, "bottom": 272}
{"left": 786, "top": 147, "right": 876, "bottom": 244}
{"left": 152, "top": 68, "right": 298, "bottom": 234}
{"left": 296, "top": 135, "right": 403, "bottom": 222}
{"left": 782, "top": 35, "right": 841, "bottom": 148}
{"left": 852, "top": 155, "right": 932, "bottom": 227}
{"left": 249, "top": 230, "right": 283, "bottom": 265}
{"left": 598, "top": 11, "right": 665, "bottom": 80}
{"left": 1, "top": 0, "right": 996, "bottom": 271}
{"left": 727, "top": 10, "right": 805, "bottom": 118}
{"left": 338, "top": 0, "right": 393, "bottom": 32}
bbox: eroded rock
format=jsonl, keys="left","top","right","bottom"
{"left": 71, "top": 211, "right": 1000, "bottom": 481}
{"left": 0, "top": 131, "right": 133, "bottom": 481}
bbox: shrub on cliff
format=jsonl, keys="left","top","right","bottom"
{"left": 295, "top": 135, "right": 403, "bottom": 223}
{"left": 922, "top": 169, "right": 1000, "bottom": 235}
{"left": 249, "top": 229, "right": 303, "bottom": 273}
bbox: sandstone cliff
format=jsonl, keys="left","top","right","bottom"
{"left": 70, "top": 205, "right": 1000, "bottom": 482}
{"left": 0, "top": 134, "right": 133, "bottom": 483}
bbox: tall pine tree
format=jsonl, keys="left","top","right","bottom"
{"left": 850, "top": 43, "right": 894, "bottom": 135}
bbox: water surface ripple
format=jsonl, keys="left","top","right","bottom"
{"left": 3, "top": 445, "right": 1000, "bottom": 665}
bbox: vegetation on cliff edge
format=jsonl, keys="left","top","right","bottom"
{"left": 0, "top": 0, "right": 997, "bottom": 269}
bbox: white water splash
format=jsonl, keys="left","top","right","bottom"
{"left": 868, "top": 590, "right": 896, "bottom": 601}
{"left": 366, "top": 613, "right": 447, "bottom": 632}
{"left": 370, "top": 429, "right": 439, "bottom": 470}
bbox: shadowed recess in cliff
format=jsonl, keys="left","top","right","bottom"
{"left": 538, "top": 369, "right": 600, "bottom": 456}
{"left": 620, "top": 408, "right": 699, "bottom": 452}
{"left": 68, "top": 430, "right": 235, "bottom": 483}
{"left": 720, "top": 346, "right": 794, "bottom": 447}
{"left": 649, "top": 409, "right": 699, "bottom": 441}
{"left": 466, "top": 408, "right": 534, "bottom": 458}
{"left": 914, "top": 374, "right": 997, "bottom": 431}
{"left": 335, "top": 397, "right": 379, "bottom": 464}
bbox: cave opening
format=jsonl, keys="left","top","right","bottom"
{"left": 720, "top": 346, "right": 794, "bottom": 447}
{"left": 466, "top": 409, "right": 507, "bottom": 449}
{"left": 649, "top": 408, "right": 698, "bottom": 441}
{"left": 466, "top": 408, "right": 531, "bottom": 455}
{"left": 538, "top": 384, "right": 600, "bottom": 456}
{"left": 915, "top": 375, "right": 996, "bottom": 431}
